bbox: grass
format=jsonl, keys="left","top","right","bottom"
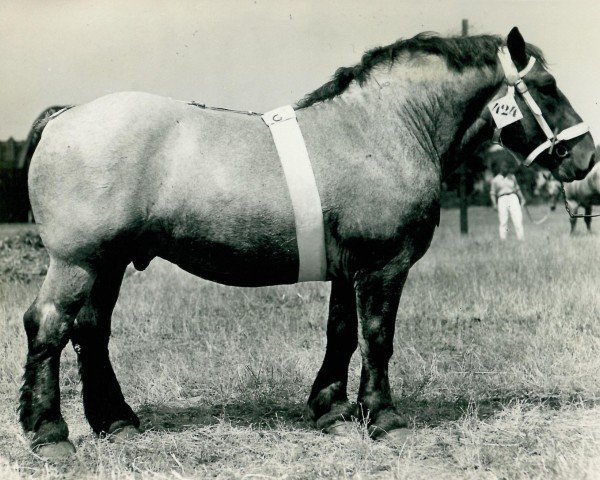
{"left": 1, "top": 207, "right": 600, "bottom": 479}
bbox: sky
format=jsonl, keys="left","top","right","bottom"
{"left": 1, "top": 0, "right": 599, "bottom": 141}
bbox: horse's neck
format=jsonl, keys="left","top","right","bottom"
{"left": 301, "top": 57, "right": 501, "bottom": 174}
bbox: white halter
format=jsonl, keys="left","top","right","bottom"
{"left": 495, "top": 46, "right": 589, "bottom": 166}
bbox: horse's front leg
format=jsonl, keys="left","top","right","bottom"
{"left": 355, "top": 265, "right": 409, "bottom": 438}
{"left": 570, "top": 204, "right": 579, "bottom": 234}
{"left": 308, "top": 278, "right": 359, "bottom": 431}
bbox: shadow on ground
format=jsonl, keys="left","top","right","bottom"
{"left": 137, "top": 394, "right": 595, "bottom": 433}
{"left": 395, "top": 393, "right": 597, "bottom": 427}
{"left": 138, "top": 400, "right": 312, "bottom": 432}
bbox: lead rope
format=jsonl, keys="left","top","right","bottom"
{"left": 559, "top": 183, "right": 600, "bottom": 218}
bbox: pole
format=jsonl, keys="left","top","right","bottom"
{"left": 459, "top": 19, "right": 469, "bottom": 235}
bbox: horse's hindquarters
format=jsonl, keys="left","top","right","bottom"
{"left": 28, "top": 92, "right": 305, "bottom": 285}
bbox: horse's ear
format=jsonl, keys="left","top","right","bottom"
{"left": 507, "top": 27, "right": 528, "bottom": 68}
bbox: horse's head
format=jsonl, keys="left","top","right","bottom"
{"left": 493, "top": 28, "right": 595, "bottom": 182}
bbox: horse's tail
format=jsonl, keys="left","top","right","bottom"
{"left": 15, "top": 106, "right": 74, "bottom": 222}
{"left": 18, "top": 105, "right": 74, "bottom": 171}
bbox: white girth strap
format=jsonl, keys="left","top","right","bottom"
{"left": 496, "top": 47, "right": 589, "bottom": 166}
{"left": 262, "top": 105, "right": 327, "bottom": 282}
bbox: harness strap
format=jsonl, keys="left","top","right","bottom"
{"left": 497, "top": 47, "right": 521, "bottom": 84}
{"left": 48, "top": 107, "right": 71, "bottom": 120}
{"left": 498, "top": 48, "right": 554, "bottom": 140}
{"left": 524, "top": 123, "right": 590, "bottom": 166}
{"left": 262, "top": 106, "right": 327, "bottom": 282}
{"left": 518, "top": 56, "right": 536, "bottom": 77}
{"left": 514, "top": 83, "right": 557, "bottom": 147}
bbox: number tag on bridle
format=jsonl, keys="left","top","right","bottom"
{"left": 488, "top": 94, "right": 523, "bottom": 129}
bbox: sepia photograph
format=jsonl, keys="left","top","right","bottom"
{"left": 1, "top": 0, "right": 599, "bottom": 478}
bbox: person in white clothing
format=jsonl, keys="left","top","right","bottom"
{"left": 490, "top": 155, "right": 526, "bottom": 240}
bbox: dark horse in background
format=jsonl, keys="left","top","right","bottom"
{"left": 19, "top": 28, "right": 595, "bottom": 458}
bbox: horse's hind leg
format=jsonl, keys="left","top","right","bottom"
{"left": 585, "top": 206, "right": 592, "bottom": 232}
{"left": 19, "top": 258, "right": 95, "bottom": 457}
{"left": 308, "top": 278, "right": 359, "bottom": 430}
{"left": 71, "top": 262, "right": 140, "bottom": 439}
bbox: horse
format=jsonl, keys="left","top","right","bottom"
{"left": 534, "top": 169, "right": 561, "bottom": 200}
{"left": 20, "top": 27, "right": 595, "bottom": 458}
{"left": 549, "top": 162, "right": 600, "bottom": 232}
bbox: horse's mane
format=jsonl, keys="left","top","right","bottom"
{"left": 296, "top": 33, "right": 546, "bottom": 108}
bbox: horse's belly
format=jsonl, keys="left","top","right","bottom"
{"left": 159, "top": 233, "right": 299, "bottom": 287}
{"left": 152, "top": 167, "right": 303, "bottom": 286}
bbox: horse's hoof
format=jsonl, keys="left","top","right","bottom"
{"left": 379, "top": 427, "right": 413, "bottom": 446}
{"left": 367, "top": 409, "right": 409, "bottom": 439}
{"left": 108, "top": 425, "right": 140, "bottom": 443}
{"left": 34, "top": 440, "right": 76, "bottom": 460}
{"left": 326, "top": 421, "right": 358, "bottom": 437}
{"left": 315, "top": 401, "right": 359, "bottom": 429}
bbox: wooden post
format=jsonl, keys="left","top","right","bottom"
{"left": 459, "top": 19, "right": 469, "bottom": 235}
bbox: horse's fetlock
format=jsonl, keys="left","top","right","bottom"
{"left": 31, "top": 418, "right": 70, "bottom": 448}
{"left": 359, "top": 391, "right": 392, "bottom": 416}
{"left": 308, "top": 381, "right": 347, "bottom": 418}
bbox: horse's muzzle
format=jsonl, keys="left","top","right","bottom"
{"left": 575, "top": 152, "right": 595, "bottom": 180}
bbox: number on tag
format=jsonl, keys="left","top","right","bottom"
{"left": 488, "top": 94, "right": 523, "bottom": 129}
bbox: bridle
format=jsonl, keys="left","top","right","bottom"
{"left": 490, "top": 47, "right": 596, "bottom": 220}
{"left": 491, "top": 46, "right": 589, "bottom": 167}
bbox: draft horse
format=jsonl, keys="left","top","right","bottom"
{"left": 20, "top": 28, "right": 595, "bottom": 457}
